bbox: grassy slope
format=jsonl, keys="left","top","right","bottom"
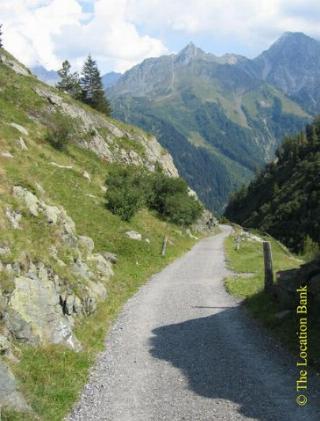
{"left": 224, "top": 227, "right": 320, "bottom": 371}
{"left": 0, "top": 55, "right": 197, "bottom": 420}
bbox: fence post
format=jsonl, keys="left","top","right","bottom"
{"left": 263, "top": 241, "right": 274, "bottom": 293}
{"left": 162, "top": 236, "right": 168, "bottom": 257}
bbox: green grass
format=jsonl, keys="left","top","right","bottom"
{"left": 224, "top": 227, "right": 320, "bottom": 371}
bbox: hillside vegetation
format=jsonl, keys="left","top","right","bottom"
{"left": 0, "top": 49, "right": 209, "bottom": 420}
{"left": 225, "top": 118, "right": 320, "bottom": 254}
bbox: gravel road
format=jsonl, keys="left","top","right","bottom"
{"left": 69, "top": 225, "right": 320, "bottom": 421}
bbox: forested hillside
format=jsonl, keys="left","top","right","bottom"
{"left": 225, "top": 119, "right": 320, "bottom": 253}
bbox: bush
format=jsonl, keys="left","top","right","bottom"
{"left": 46, "top": 111, "right": 74, "bottom": 150}
{"left": 303, "top": 236, "right": 320, "bottom": 261}
{"left": 162, "top": 192, "right": 203, "bottom": 226}
{"left": 105, "top": 165, "right": 203, "bottom": 225}
{"left": 105, "top": 166, "right": 147, "bottom": 221}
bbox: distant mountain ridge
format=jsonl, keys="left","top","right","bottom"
{"left": 32, "top": 66, "right": 122, "bottom": 90}
{"left": 109, "top": 33, "right": 314, "bottom": 212}
{"left": 31, "top": 65, "right": 60, "bottom": 86}
{"left": 252, "top": 32, "right": 320, "bottom": 114}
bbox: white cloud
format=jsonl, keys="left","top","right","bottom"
{"left": 0, "top": 0, "right": 168, "bottom": 73}
{"left": 0, "top": 0, "right": 83, "bottom": 69}
{"left": 127, "top": 0, "right": 320, "bottom": 52}
{"left": 1, "top": 0, "right": 320, "bottom": 73}
{"left": 55, "top": 0, "right": 168, "bottom": 72}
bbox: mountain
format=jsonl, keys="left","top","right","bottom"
{"left": 109, "top": 40, "right": 310, "bottom": 212}
{"left": 0, "top": 48, "right": 211, "bottom": 418}
{"left": 102, "top": 71, "right": 122, "bottom": 89}
{"left": 253, "top": 32, "right": 320, "bottom": 114}
{"left": 225, "top": 118, "right": 320, "bottom": 254}
{"left": 31, "top": 64, "right": 59, "bottom": 86}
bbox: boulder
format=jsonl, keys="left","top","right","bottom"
{"left": 79, "top": 236, "right": 95, "bottom": 254}
{"left": 102, "top": 252, "right": 118, "bottom": 264}
{"left": 41, "top": 204, "right": 61, "bottom": 224}
{"left": 6, "top": 208, "right": 22, "bottom": 229}
{"left": 83, "top": 171, "right": 91, "bottom": 181}
{"left": 89, "top": 254, "right": 114, "bottom": 278}
{"left": 126, "top": 231, "right": 142, "bottom": 241}
{"left": 1, "top": 152, "right": 14, "bottom": 159}
{"left": 13, "top": 186, "right": 39, "bottom": 216}
{"left": 7, "top": 266, "right": 81, "bottom": 351}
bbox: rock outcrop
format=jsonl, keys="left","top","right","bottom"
{"left": 34, "top": 85, "right": 178, "bottom": 178}
{"left": 1, "top": 187, "right": 114, "bottom": 353}
{"left": 275, "top": 259, "right": 320, "bottom": 308}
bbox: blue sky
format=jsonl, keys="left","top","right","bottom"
{"left": 1, "top": 0, "right": 320, "bottom": 74}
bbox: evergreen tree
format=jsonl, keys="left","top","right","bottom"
{"left": 56, "top": 60, "right": 81, "bottom": 99}
{"left": 0, "top": 24, "right": 3, "bottom": 49}
{"left": 80, "top": 55, "right": 111, "bottom": 116}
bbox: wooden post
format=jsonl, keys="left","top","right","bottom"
{"left": 263, "top": 241, "right": 274, "bottom": 293}
{"left": 162, "top": 236, "right": 168, "bottom": 257}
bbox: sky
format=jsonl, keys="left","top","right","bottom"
{"left": 1, "top": 0, "right": 320, "bottom": 74}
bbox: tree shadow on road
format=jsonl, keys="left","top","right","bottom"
{"left": 149, "top": 307, "right": 311, "bottom": 421}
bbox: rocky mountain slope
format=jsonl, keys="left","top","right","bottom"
{"left": 109, "top": 36, "right": 314, "bottom": 212}
{"left": 0, "top": 49, "right": 211, "bottom": 418}
{"left": 253, "top": 32, "right": 320, "bottom": 114}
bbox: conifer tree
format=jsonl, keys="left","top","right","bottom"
{"left": 56, "top": 60, "right": 81, "bottom": 99}
{"left": 0, "top": 24, "right": 3, "bottom": 49}
{"left": 80, "top": 55, "right": 111, "bottom": 116}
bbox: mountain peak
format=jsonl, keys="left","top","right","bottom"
{"left": 270, "top": 31, "right": 319, "bottom": 50}
{"left": 177, "top": 43, "right": 205, "bottom": 60}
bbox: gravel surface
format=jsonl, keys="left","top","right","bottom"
{"left": 69, "top": 225, "right": 320, "bottom": 420}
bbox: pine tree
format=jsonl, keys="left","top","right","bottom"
{"left": 56, "top": 60, "right": 81, "bottom": 99}
{"left": 0, "top": 24, "right": 3, "bottom": 49}
{"left": 80, "top": 55, "right": 111, "bottom": 116}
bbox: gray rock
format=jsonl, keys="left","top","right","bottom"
{"left": 0, "top": 360, "right": 29, "bottom": 411}
{"left": 83, "top": 171, "right": 91, "bottom": 181}
{"left": 89, "top": 254, "right": 113, "bottom": 278}
{"left": 102, "top": 252, "right": 118, "bottom": 264}
{"left": 79, "top": 236, "right": 95, "bottom": 254}
{"left": 192, "top": 209, "right": 218, "bottom": 233}
{"left": 0, "top": 335, "right": 11, "bottom": 355}
{"left": 1, "top": 152, "right": 14, "bottom": 158}
{"left": 0, "top": 52, "right": 30, "bottom": 76}
{"left": 73, "top": 259, "right": 93, "bottom": 280}
{"left": 13, "top": 186, "right": 39, "bottom": 216}
{"left": 41, "top": 204, "right": 61, "bottom": 224}
{"left": 6, "top": 208, "right": 22, "bottom": 229}
{"left": 125, "top": 231, "right": 142, "bottom": 241}
{"left": 0, "top": 245, "right": 10, "bottom": 256}
{"left": 7, "top": 270, "right": 81, "bottom": 351}
{"left": 16, "top": 137, "right": 28, "bottom": 150}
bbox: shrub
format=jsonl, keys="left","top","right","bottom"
{"left": 162, "top": 192, "right": 203, "bottom": 226}
{"left": 105, "top": 165, "right": 203, "bottom": 226}
{"left": 303, "top": 236, "right": 320, "bottom": 261}
{"left": 46, "top": 111, "right": 74, "bottom": 150}
{"left": 105, "top": 166, "right": 147, "bottom": 221}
